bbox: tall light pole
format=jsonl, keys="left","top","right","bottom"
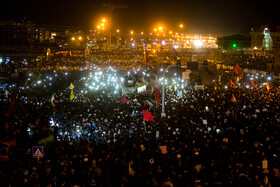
{"left": 160, "top": 40, "right": 173, "bottom": 118}
{"left": 161, "top": 68, "right": 166, "bottom": 117}
{"left": 103, "top": 1, "right": 127, "bottom": 47}
{"left": 161, "top": 41, "right": 165, "bottom": 117}
{"left": 161, "top": 64, "right": 176, "bottom": 118}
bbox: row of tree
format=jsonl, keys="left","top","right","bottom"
{"left": 216, "top": 34, "right": 251, "bottom": 50}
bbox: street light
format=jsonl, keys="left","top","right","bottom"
{"left": 161, "top": 64, "right": 176, "bottom": 118}
{"left": 179, "top": 24, "right": 183, "bottom": 28}
{"left": 161, "top": 40, "right": 166, "bottom": 117}
{"left": 102, "top": 18, "right": 106, "bottom": 22}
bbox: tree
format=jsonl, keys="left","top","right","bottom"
{"left": 216, "top": 34, "right": 251, "bottom": 50}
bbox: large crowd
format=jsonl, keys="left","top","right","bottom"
{"left": 218, "top": 53, "right": 274, "bottom": 71}
{"left": 0, "top": 57, "right": 280, "bottom": 187}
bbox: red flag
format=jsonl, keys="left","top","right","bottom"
{"left": 266, "top": 80, "right": 270, "bottom": 90}
{"left": 143, "top": 110, "right": 154, "bottom": 122}
{"left": 234, "top": 64, "right": 243, "bottom": 79}
{"left": 231, "top": 94, "right": 237, "bottom": 103}
{"left": 230, "top": 79, "right": 236, "bottom": 89}
{"left": 6, "top": 97, "right": 16, "bottom": 117}
{"left": 251, "top": 80, "right": 254, "bottom": 86}
{"left": 154, "top": 83, "right": 160, "bottom": 108}
{"left": 6, "top": 84, "right": 19, "bottom": 117}
{"left": 121, "top": 95, "right": 128, "bottom": 104}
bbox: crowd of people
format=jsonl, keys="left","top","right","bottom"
{"left": 0, "top": 58, "right": 280, "bottom": 187}
{"left": 219, "top": 53, "right": 274, "bottom": 71}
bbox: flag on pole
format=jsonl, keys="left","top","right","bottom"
{"left": 69, "top": 83, "right": 75, "bottom": 101}
{"left": 231, "top": 94, "right": 237, "bottom": 103}
{"left": 234, "top": 64, "right": 243, "bottom": 80}
{"left": 6, "top": 96, "right": 16, "bottom": 118}
{"left": 143, "top": 110, "right": 155, "bottom": 122}
{"left": 70, "top": 83, "right": 74, "bottom": 89}
{"left": 154, "top": 83, "right": 160, "bottom": 108}
{"left": 230, "top": 79, "right": 236, "bottom": 89}
{"left": 70, "top": 90, "right": 75, "bottom": 100}
{"left": 50, "top": 94, "right": 55, "bottom": 107}
{"left": 251, "top": 80, "right": 254, "bottom": 86}
{"left": 266, "top": 80, "right": 270, "bottom": 90}
{"left": 5, "top": 84, "right": 19, "bottom": 118}
{"left": 131, "top": 110, "right": 137, "bottom": 116}
{"left": 121, "top": 95, "right": 128, "bottom": 104}
{"left": 145, "top": 99, "right": 153, "bottom": 108}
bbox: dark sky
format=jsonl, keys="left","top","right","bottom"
{"left": 1, "top": 0, "right": 280, "bottom": 34}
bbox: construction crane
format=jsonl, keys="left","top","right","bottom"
{"left": 102, "top": 0, "right": 127, "bottom": 46}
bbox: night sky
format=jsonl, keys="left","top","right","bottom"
{"left": 1, "top": 0, "right": 280, "bottom": 34}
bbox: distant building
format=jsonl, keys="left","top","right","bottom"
{"left": 0, "top": 20, "right": 36, "bottom": 50}
{"left": 0, "top": 20, "right": 66, "bottom": 66}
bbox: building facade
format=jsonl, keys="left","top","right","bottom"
{"left": 0, "top": 20, "right": 36, "bottom": 50}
